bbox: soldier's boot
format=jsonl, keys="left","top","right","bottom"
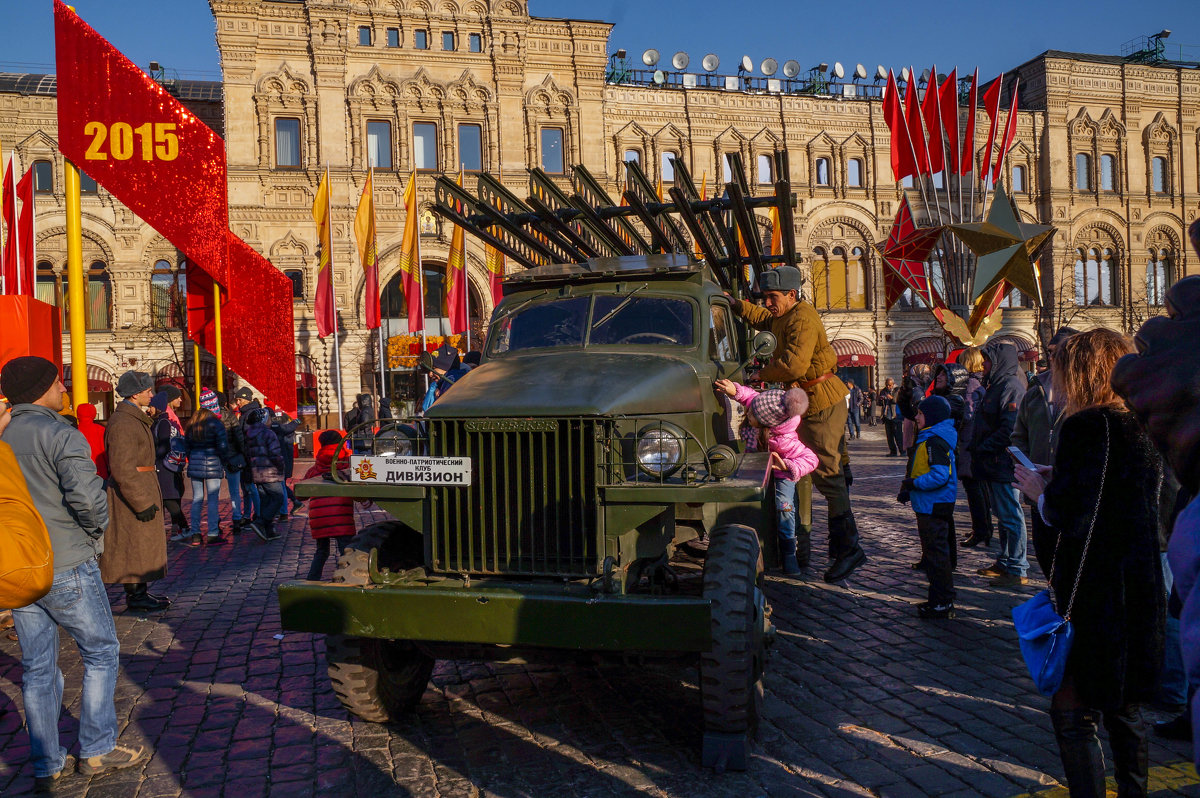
{"left": 794, "top": 524, "right": 812, "bottom": 568}
{"left": 824, "top": 512, "right": 867, "bottom": 584}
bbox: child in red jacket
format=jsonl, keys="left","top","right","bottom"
{"left": 304, "top": 431, "right": 360, "bottom": 580}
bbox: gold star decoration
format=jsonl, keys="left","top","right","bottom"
{"left": 948, "top": 184, "right": 1055, "bottom": 305}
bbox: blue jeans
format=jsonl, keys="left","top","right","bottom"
{"left": 226, "top": 469, "right": 243, "bottom": 522}
{"left": 1159, "top": 552, "right": 1189, "bottom": 705}
{"left": 190, "top": 477, "right": 223, "bottom": 534}
{"left": 241, "top": 478, "right": 260, "bottom": 520}
{"left": 774, "top": 477, "right": 797, "bottom": 543}
{"left": 987, "top": 480, "right": 1028, "bottom": 576}
{"left": 11, "top": 559, "right": 119, "bottom": 777}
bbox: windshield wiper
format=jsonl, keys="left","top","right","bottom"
{"left": 492, "top": 290, "right": 549, "bottom": 324}
{"left": 592, "top": 283, "right": 648, "bottom": 329}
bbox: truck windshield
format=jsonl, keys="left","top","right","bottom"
{"left": 489, "top": 295, "right": 694, "bottom": 354}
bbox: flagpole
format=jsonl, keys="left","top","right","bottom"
{"left": 327, "top": 163, "right": 344, "bottom": 429}
{"left": 415, "top": 174, "right": 427, "bottom": 400}
{"left": 213, "top": 279, "right": 223, "bottom": 394}
{"left": 371, "top": 166, "right": 386, "bottom": 399}
{"left": 966, "top": 72, "right": 980, "bottom": 299}
{"left": 64, "top": 158, "right": 87, "bottom": 410}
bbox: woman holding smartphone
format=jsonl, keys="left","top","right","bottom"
{"left": 1013, "top": 328, "right": 1165, "bottom": 797}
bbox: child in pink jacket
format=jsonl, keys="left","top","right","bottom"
{"left": 715, "top": 379, "right": 819, "bottom": 574}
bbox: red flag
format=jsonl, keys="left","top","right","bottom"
{"left": 883, "top": 71, "right": 916, "bottom": 181}
{"left": 904, "top": 69, "right": 929, "bottom": 175}
{"left": 311, "top": 168, "right": 336, "bottom": 338}
{"left": 981, "top": 73, "right": 1004, "bottom": 182}
{"left": 1, "top": 159, "right": 17, "bottom": 294}
{"left": 991, "top": 79, "right": 1021, "bottom": 183}
{"left": 938, "top": 69, "right": 959, "bottom": 175}
{"left": 921, "top": 65, "right": 944, "bottom": 174}
{"left": 959, "top": 69, "right": 978, "bottom": 176}
{"left": 14, "top": 168, "right": 34, "bottom": 295}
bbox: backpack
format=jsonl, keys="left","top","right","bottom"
{"left": 0, "top": 441, "right": 54, "bottom": 609}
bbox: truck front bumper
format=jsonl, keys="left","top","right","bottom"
{"left": 277, "top": 580, "right": 712, "bottom": 652}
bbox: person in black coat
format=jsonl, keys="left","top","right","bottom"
{"left": 969, "top": 340, "right": 1028, "bottom": 585}
{"left": 149, "top": 387, "right": 188, "bottom": 541}
{"left": 269, "top": 408, "right": 300, "bottom": 517}
{"left": 1015, "top": 328, "right": 1165, "bottom": 797}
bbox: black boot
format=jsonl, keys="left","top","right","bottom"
{"left": 1050, "top": 708, "right": 1107, "bottom": 797}
{"left": 125, "top": 583, "right": 167, "bottom": 612}
{"left": 824, "top": 512, "right": 867, "bottom": 583}
{"left": 794, "top": 524, "right": 812, "bottom": 568}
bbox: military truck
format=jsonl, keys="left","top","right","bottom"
{"left": 278, "top": 156, "right": 802, "bottom": 771}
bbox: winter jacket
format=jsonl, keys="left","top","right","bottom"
{"left": 732, "top": 299, "right": 849, "bottom": 415}
{"left": 933, "top": 363, "right": 970, "bottom": 425}
{"left": 151, "top": 414, "right": 184, "bottom": 500}
{"left": 245, "top": 413, "right": 284, "bottom": 483}
{"left": 1170, "top": 496, "right": 1200, "bottom": 752}
{"left": 271, "top": 412, "right": 299, "bottom": 477}
{"left": 1039, "top": 407, "right": 1164, "bottom": 710}
{"left": 731, "top": 385, "right": 819, "bottom": 482}
{"left": 1012, "top": 370, "right": 1062, "bottom": 467}
{"left": 967, "top": 340, "right": 1026, "bottom": 482}
{"left": 102, "top": 400, "right": 167, "bottom": 584}
{"left": 222, "top": 409, "right": 249, "bottom": 473}
{"left": 75, "top": 403, "right": 108, "bottom": 481}
{"left": 896, "top": 377, "right": 921, "bottom": 422}
{"left": 2, "top": 403, "right": 108, "bottom": 572}
{"left": 303, "top": 443, "right": 357, "bottom": 539}
{"left": 904, "top": 418, "right": 957, "bottom": 515}
{"left": 182, "top": 416, "right": 231, "bottom": 481}
{"left": 847, "top": 385, "right": 863, "bottom": 417}
{"left": 878, "top": 386, "right": 899, "bottom": 420}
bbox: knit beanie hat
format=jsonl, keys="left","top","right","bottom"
{"left": 200, "top": 388, "right": 220, "bottom": 414}
{"left": 918, "top": 395, "right": 952, "bottom": 428}
{"left": 116, "top": 370, "right": 154, "bottom": 398}
{"left": 160, "top": 385, "right": 182, "bottom": 404}
{"left": 0, "top": 356, "right": 60, "bottom": 405}
{"left": 149, "top": 391, "right": 171, "bottom": 413}
{"left": 749, "top": 389, "right": 789, "bottom": 428}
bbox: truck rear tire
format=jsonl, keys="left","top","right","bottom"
{"left": 325, "top": 521, "right": 434, "bottom": 723}
{"left": 699, "top": 524, "right": 769, "bottom": 770}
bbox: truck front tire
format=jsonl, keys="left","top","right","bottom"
{"left": 325, "top": 521, "right": 434, "bottom": 722}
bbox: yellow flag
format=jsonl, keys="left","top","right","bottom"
{"left": 444, "top": 170, "right": 468, "bottom": 332}
{"left": 693, "top": 172, "right": 707, "bottom": 258}
{"left": 769, "top": 206, "right": 782, "bottom": 258}
{"left": 354, "top": 168, "right": 380, "bottom": 328}
{"left": 398, "top": 170, "right": 424, "bottom": 332}
{"left": 311, "top": 168, "right": 335, "bottom": 337}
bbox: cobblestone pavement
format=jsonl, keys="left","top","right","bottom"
{"left": 1, "top": 426, "right": 1197, "bottom": 797}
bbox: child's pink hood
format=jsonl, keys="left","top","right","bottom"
{"left": 732, "top": 385, "right": 819, "bottom": 482}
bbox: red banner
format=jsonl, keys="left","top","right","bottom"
{"left": 54, "top": 1, "right": 295, "bottom": 411}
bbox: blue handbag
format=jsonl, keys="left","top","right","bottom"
{"left": 1011, "top": 418, "right": 1109, "bottom": 697}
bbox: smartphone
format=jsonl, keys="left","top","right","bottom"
{"left": 1007, "top": 446, "right": 1038, "bottom": 471}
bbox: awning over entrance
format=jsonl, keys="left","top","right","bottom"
{"left": 295, "top": 354, "right": 316, "bottom": 389}
{"left": 830, "top": 339, "right": 876, "bottom": 367}
{"left": 63, "top": 364, "right": 114, "bottom": 393}
{"left": 154, "top": 359, "right": 229, "bottom": 388}
{"left": 902, "top": 336, "right": 945, "bottom": 366}
{"left": 991, "top": 334, "right": 1039, "bottom": 362}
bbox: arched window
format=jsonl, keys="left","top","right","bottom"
{"left": 1011, "top": 165, "right": 1026, "bottom": 192}
{"left": 150, "top": 260, "right": 185, "bottom": 329}
{"left": 622, "top": 148, "right": 641, "bottom": 166}
{"left": 1100, "top": 154, "right": 1116, "bottom": 191}
{"left": 381, "top": 263, "right": 484, "bottom": 338}
{"left": 35, "top": 261, "right": 59, "bottom": 314}
{"left": 1151, "top": 157, "right": 1168, "bottom": 193}
{"left": 847, "top": 158, "right": 863, "bottom": 188}
{"left": 85, "top": 261, "right": 111, "bottom": 331}
{"left": 661, "top": 150, "right": 677, "bottom": 183}
{"left": 1146, "top": 247, "right": 1172, "bottom": 306}
{"left": 810, "top": 246, "right": 867, "bottom": 310}
{"left": 33, "top": 160, "right": 53, "bottom": 193}
{"left": 814, "top": 158, "right": 830, "bottom": 186}
{"left": 1075, "top": 153, "right": 1092, "bottom": 191}
{"left": 1074, "top": 247, "right": 1115, "bottom": 306}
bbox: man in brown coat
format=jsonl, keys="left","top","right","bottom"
{"left": 730, "top": 265, "right": 867, "bottom": 582}
{"left": 101, "top": 371, "right": 169, "bottom": 611}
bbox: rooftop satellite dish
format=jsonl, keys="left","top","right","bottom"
{"left": 900, "top": 66, "right": 911, "bottom": 82}
{"left": 740, "top": 55, "right": 753, "bottom": 73}
{"left": 702, "top": 53, "right": 720, "bottom": 72}
{"left": 855, "top": 63, "right": 868, "bottom": 80}
{"left": 832, "top": 62, "right": 845, "bottom": 79}
{"left": 782, "top": 59, "right": 801, "bottom": 78}
{"left": 761, "top": 58, "right": 778, "bottom": 76}
{"left": 642, "top": 49, "right": 660, "bottom": 67}
{"left": 652, "top": 69, "right": 666, "bottom": 85}
{"left": 875, "top": 64, "right": 888, "bottom": 81}
{"left": 671, "top": 51, "right": 689, "bottom": 70}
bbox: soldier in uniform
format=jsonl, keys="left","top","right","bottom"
{"left": 729, "top": 265, "right": 867, "bottom": 583}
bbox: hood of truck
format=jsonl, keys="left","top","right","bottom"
{"left": 426, "top": 352, "right": 705, "bottom": 417}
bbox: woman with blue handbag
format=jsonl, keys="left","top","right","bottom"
{"left": 1014, "top": 328, "right": 1165, "bottom": 797}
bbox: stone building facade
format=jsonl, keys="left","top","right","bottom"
{"left": 2, "top": 0, "right": 1196, "bottom": 422}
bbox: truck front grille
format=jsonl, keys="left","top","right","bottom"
{"left": 426, "top": 419, "right": 605, "bottom": 577}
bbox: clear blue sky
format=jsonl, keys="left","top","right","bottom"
{"left": 1, "top": 0, "right": 1195, "bottom": 81}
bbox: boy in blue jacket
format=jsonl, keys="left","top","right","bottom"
{"left": 898, "top": 395, "right": 958, "bottom": 619}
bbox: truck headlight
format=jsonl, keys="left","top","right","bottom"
{"left": 375, "top": 425, "right": 416, "bottom": 456}
{"left": 636, "top": 423, "right": 685, "bottom": 477}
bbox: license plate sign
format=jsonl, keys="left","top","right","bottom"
{"left": 350, "top": 455, "right": 472, "bottom": 486}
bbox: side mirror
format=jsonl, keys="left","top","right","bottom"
{"left": 731, "top": 331, "right": 776, "bottom": 377}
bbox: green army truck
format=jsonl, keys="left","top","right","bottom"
{"left": 279, "top": 156, "right": 802, "bottom": 770}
